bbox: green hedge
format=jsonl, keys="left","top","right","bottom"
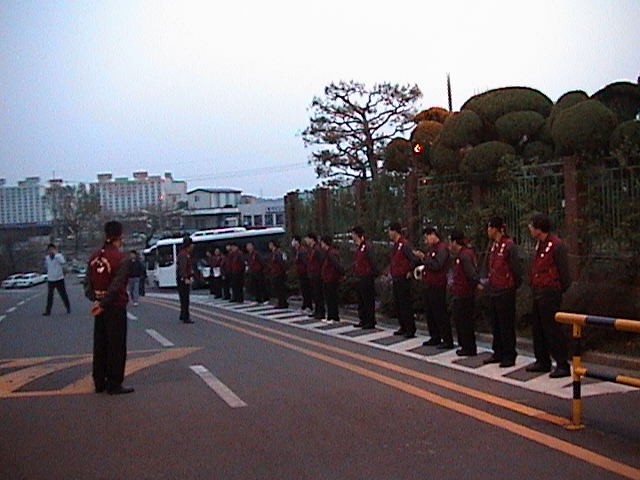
{"left": 462, "top": 87, "right": 553, "bottom": 124}
{"left": 384, "top": 137, "right": 412, "bottom": 173}
{"left": 495, "top": 110, "right": 546, "bottom": 145}
{"left": 438, "top": 110, "right": 483, "bottom": 149}
{"left": 592, "top": 81, "right": 640, "bottom": 122}
{"left": 459, "top": 141, "right": 515, "bottom": 185}
{"left": 430, "top": 143, "right": 461, "bottom": 173}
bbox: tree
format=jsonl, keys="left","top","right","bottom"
{"left": 302, "top": 81, "right": 422, "bottom": 182}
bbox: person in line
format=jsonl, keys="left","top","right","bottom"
{"left": 268, "top": 240, "right": 289, "bottom": 309}
{"left": 526, "top": 213, "right": 572, "bottom": 378}
{"left": 305, "top": 233, "right": 326, "bottom": 320}
{"left": 388, "top": 223, "right": 418, "bottom": 338}
{"left": 208, "top": 248, "right": 224, "bottom": 298}
{"left": 43, "top": 243, "right": 71, "bottom": 315}
{"left": 227, "top": 243, "right": 245, "bottom": 303}
{"left": 246, "top": 241, "right": 268, "bottom": 304}
{"left": 320, "top": 235, "right": 343, "bottom": 323}
{"left": 350, "top": 226, "right": 377, "bottom": 329}
{"left": 221, "top": 244, "right": 232, "bottom": 300}
{"left": 414, "top": 226, "right": 453, "bottom": 349}
{"left": 480, "top": 216, "right": 522, "bottom": 368}
{"left": 176, "top": 236, "right": 194, "bottom": 324}
{"left": 127, "top": 250, "right": 145, "bottom": 307}
{"left": 85, "top": 221, "right": 133, "bottom": 395}
{"left": 292, "top": 236, "right": 313, "bottom": 314}
{"left": 449, "top": 230, "right": 479, "bottom": 356}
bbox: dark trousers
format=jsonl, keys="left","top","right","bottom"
{"left": 177, "top": 280, "right": 191, "bottom": 321}
{"left": 392, "top": 276, "right": 415, "bottom": 334}
{"left": 93, "top": 306, "right": 127, "bottom": 390}
{"left": 139, "top": 277, "right": 146, "bottom": 296}
{"left": 231, "top": 272, "right": 244, "bottom": 302}
{"left": 210, "top": 276, "right": 223, "bottom": 298}
{"left": 356, "top": 275, "right": 376, "bottom": 326}
{"left": 222, "top": 275, "right": 231, "bottom": 299}
{"left": 273, "top": 273, "right": 289, "bottom": 308}
{"left": 250, "top": 272, "right": 268, "bottom": 303}
{"left": 489, "top": 289, "right": 517, "bottom": 362}
{"left": 45, "top": 280, "right": 70, "bottom": 314}
{"left": 424, "top": 285, "right": 452, "bottom": 343}
{"left": 324, "top": 280, "right": 339, "bottom": 321}
{"left": 532, "top": 289, "right": 569, "bottom": 367}
{"left": 310, "top": 275, "right": 325, "bottom": 318}
{"left": 299, "top": 275, "right": 313, "bottom": 310}
{"left": 452, "top": 296, "right": 477, "bottom": 353}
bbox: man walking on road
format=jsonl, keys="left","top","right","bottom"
{"left": 176, "top": 236, "right": 194, "bottom": 323}
{"left": 127, "top": 250, "right": 145, "bottom": 306}
{"left": 43, "top": 243, "right": 71, "bottom": 315}
{"left": 85, "top": 221, "right": 134, "bottom": 395}
{"left": 526, "top": 213, "right": 572, "bottom": 378}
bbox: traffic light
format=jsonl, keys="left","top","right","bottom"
{"left": 412, "top": 142, "right": 424, "bottom": 155}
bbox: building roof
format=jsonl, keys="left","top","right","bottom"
{"left": 188, "top": 188, "right": 242, "bottom": 194}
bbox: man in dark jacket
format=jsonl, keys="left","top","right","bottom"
{"left": 526, "top": 213, "right": 572, "bottom": 378}
{"left": 292, "top": 236, "right": 313, "bottom": 314}
{"left": 246, "top": 241, "right": 268, "bottom": 304}
{"left": 227, "top": 243, "right": 245, "bottom": 303}
{"left": 127, "top": 250, "right": 145, "bottom": 306}
{"left": 388, "top": 222, "right": 419, "bottom": 338}
{"left": 268, "top": 240, "right": 289, "bottom": 309}
{"left": 305, "top": 233, "right": 326, "bottom": 320}
{"left": 176, "top": 236, "right": 194, "bottom": 323}
{"left": 85, "top": 221, "right": 133, "bottom": 395}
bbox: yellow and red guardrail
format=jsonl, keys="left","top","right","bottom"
{"left": 555, "top": 312, "right": 640, "bottom": 430}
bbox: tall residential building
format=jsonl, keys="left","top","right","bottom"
{"left": 91, "top": 171, "right": 187, "bottom": 214}
{"left": 0, "top": 177, "right": 50, "bottom": 226}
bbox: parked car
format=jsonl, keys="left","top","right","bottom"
{"left": 15, "top": 272, "right": 47, "bottom": 288}
{"left": 1, "top": 274, "right": 25, "bottom": 289}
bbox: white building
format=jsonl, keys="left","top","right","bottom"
{"left": 183, "top": 188, "right": 242, "bottom": 230}
{"left": 239, "top": 196, "right": 285, "bottom": 228}
{"left": 0, "top": 177, "right": 50, "bottom": 226}
{"left": 91, "top": 171, "right": 187, "bottom": 214}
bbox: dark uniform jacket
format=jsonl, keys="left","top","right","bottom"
{"left": 176, "top": 248, "right": 193, "bottom": 282}
{"left": 529, "top": 234, "right": 571, "bottom": 293}
{"left": 269, "top": 249, "right": 287, "bottom": 277}
{"left": 390, "top": 237, "right": 417, "bottom": 278}
{"left": 421, "top": 241, "right": 449, "bottom": 287}
{"left": 321, "top": 247, "right": 343, "bottom": 283}
{"left": 450, "top": 247, "right": 479, "bottom": 298}
{"left": 85, "top": 244, "right": 129, "bottom": 308}
{"left": 352, "top": 240, "right": 376, "bottom": 277}
{"left": 482, "top": 236, "right": 522, "bottom": 296}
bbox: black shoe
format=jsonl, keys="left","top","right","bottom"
{"left": 499, "top": 360, "right": 516, "bottom": 368}
{"left": 456, "top": 348, "right": 477, "bottom": 357}
{"left": 422, "top": 337, "right": 442, "bottom": 346}
{"left": 67, "top": 309, "right": 71, "bottom": 314}
{"left": 404, "top": 332, "right": 416, "bottom": 338}
{"left": 42, "top": 312, "right": 50, "bottom": 316}
{"left": 183, "top": 319, "right": 194, "bottom": 324}
{"left": 393, "top": 329, "right": 407, "bottom": 336}
{"left": 361, "top": 324, "right": 376, "bottom": 330}
{"left": 437, "top": 342, "right": 455, "bottom": 350}
{"left": 483, "top": 355, "right": 501, "bottom": 364}
{"left": 95, "top": 385, "right": 105, "bottom": 393}
{"left": 354, "top": 322, "right": 365, "bottom": 328}
{"left": 525, "top": 362, "right": 551, "bottom": 373}
{"left": 549, "top": 366, "right": 571, "bottom": 378}
{"left": 107, "top": 385, "right": 135, "bottom": 395}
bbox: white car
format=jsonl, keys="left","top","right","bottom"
{"left": 1, "top": 274, "right": 25, "bottom": 289}
{"left": 15, "top": 272, "right": 47, "bottom": 288}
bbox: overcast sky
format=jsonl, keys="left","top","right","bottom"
{"left": 1, "top": 1, "right": 639, "bottom": 197}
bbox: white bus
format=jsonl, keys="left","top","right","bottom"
{"left": 147, "top": 227, "right": 285, "bottom": 288}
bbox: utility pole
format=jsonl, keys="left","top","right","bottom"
{"left": 447, "top": 73, "right": 453, "bottom": 112}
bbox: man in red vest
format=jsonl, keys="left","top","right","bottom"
{"left": 414, "top": 226, "right": 452, "bottom": 348}
{"left": 292, "top": 236, "right": 313, "bottom": 314}
{"left": 320, "top": 235, "right": 344, "bottom": 322}
{"left": 449, "top": 230, "right": 479, "bottom": 356}
{"left": 85, "top": 221, "right": 134, "bottom": 395}
{"left": 227, "top": 243, "right": 245, "bottom": 303}
{"left": 305, "top": 233, "right": 326, "bottom": 320}
{"left": 176, "top": 236, "right": 194, "bottom": 323}
{"left": 480, "top": 216, "right": 522, "bottom": 368}
{"left": 351, "top": 225, "right": 377, "bottom": 329}
{"left": 268, "top": 240, "right": 289, "bottom": 309}
{"left": 246, "top": 241, "right": 268, "bottom": 304}
{"left": 388, "top": 222, "right": 418, "bottom": 338}
{"left": 526, "top": 213, "right": 572, "bottom": 378}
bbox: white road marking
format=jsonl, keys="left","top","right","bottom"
{"left": 17, "top": 301, "right": 25, "bottom": 306}
{"left": 190, "top": 365, "right": 247, "bottom": 408}
{"left": 145, "top": 329, "right": 175, "bottom": 347}
{"left": 0, "top": 315, "right": 5, "bottom": 323}
{"left": 6, "top": 307, "right": 16, "bottom": 313}
{"left": 127, "top": 312, "right": 138, "bottom": 321}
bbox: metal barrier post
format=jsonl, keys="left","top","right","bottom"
{"left": 566, "top": 322, "right": 585, "bottom": 430}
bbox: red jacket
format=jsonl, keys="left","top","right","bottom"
{"left": 488, "top": 237, "right": 516, "bottom": 290}
{"left": 246, "top": 251, "right": 264, "bottom": 274}
{"left": 421, "top": 241, "right": 449, "bottom": 287}
{"left": 529, "top": 235, "right": 563, "bottom": 290}
{"left": 269, "top": 249, "right": 287, "bottom": 277}
{"left": 294, "top": 246, "right": 308, "bottom": 276}
{"left": 321, "top": 247, "right": 343, "bottom": 283}
{"left": 390, "top": 238, "right": 412, "bottom": 278}
{"left": 353, "top": 240, "right": 375, "bottom": 276}
{"left": 86, "top": 244, "right": 128, "bottom": 308}
{"left": 450, "top": 247, "right": 478, "bottom": 298}
{"left": 307, "top": 244, "right": 324, "bottom": 277}
{"left": 226, "top": 250, "right": 245, "bottom": 274}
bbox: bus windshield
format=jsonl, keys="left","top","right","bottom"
{"left": 157, "top": 245, "right": 175, "bottom": 268}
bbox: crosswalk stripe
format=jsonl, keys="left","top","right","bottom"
{"left": 190, "top": 365, "right": 247, "bottom": 408}
{"left": 145, "top": 329, "right": 174, "bottom": 347}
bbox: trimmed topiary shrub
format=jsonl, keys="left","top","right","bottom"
{"left": 495, "top": 110, "right": 546, "bottom": 145}
{"left": 592, "top": 82, "right": 640, "bottom": 123}
{"left": 610, "top": 120, "right": 640, "bottom": 150}
{"left": 551, "top": 99, "right": 618, "bottom": 156}
{"left": 384, "top": 137, "right": 412, "bottom": 173}
{"left": 429, "top": 143, "right": 461, "bottom": 173}
{"left": 461, "top": 87, "right": 553, "bottom": 124}
{"left": 523, "top": 140, "right": 554, "bottom": 162}
{"left": 459, "top": 141, "right": 515, "bottom": 185}
{"left": 549, "top": 90, "right": 589, "bottom": 128}
{"left": 414, "top": 107, "right": 450, "bottom": 124}
{"left": 438, "top": 110, "right": 483, "bottom": 149}
{"left": 410, "top": 121, "right": 443, "bottom": 147}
